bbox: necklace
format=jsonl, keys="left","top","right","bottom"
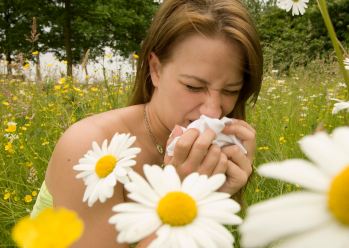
{"left": 144, "top": 104, "right": 165, "bottom": 155}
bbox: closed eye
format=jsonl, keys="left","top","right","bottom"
{"left": 186, "top": 85, "right": 205, "bottom": 92}
{"left": 222, "top": 89, "right": 240, "bottom": 95}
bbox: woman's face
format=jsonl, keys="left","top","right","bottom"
{"left": 150, "top": 34, "right": 245, "bottom": 130}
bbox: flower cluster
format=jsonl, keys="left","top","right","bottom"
{"left": 73, "top": 133, "right": 242, "bottom": 247}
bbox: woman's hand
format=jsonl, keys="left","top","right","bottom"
{"left": 164, "top": 126, "right": 223, "bottom": 179}
{"left": 164, "top": 119, "right": 256, "bottom": 196}
{"left": 219, "top": 119, "right": 256, "bottom": 195}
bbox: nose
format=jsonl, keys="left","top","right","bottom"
{"left": 199, "top": 90, "right": 222, "bottom": 119}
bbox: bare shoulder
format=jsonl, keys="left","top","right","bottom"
{"left": 44, "top": 106, "right": 142, "bottom": 247}
{"left": 46, "top": 105, "right": 143, "bottom": 186}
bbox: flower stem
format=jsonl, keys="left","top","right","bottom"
{"left": 317, "top": 0, "right": 349, "bottom": 95}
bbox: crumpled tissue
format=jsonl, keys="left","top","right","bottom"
{"left": 166, "top": 115, "right": 247, "bottom": 156}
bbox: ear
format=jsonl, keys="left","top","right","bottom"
{"left": 149, "top": 52, "right": 162, "bottom": 87}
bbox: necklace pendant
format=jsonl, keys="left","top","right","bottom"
{"left": 156, "top": 144, "right": 164, "bottom": 155}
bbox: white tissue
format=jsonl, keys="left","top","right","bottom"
{"left": 166, "top": 115, "right": 247, "bottom": 156}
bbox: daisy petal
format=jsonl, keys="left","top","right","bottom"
{"left": 277, "top": 222, "right": 349, "bottom": 248}
{"left": 197, "top": 192, "right": 231, "bottom": 205}
{"left": 257, "top": 159, "right": 330, "bottom": 192}
{"left": 150, "top": 225, "right": 171, "bottom": 248}
{"left": 176, "top": 228, "right": 199, "bottom": 248}
{"left": 332, "top": 127, "right": 349, "bottom": 155}
{"left": 299, "top": 132, "right": 349, "bottom": 176}
{"left": 240, "top": 192, "right": 332, "bottom": 248}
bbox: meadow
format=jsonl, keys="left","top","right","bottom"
{"left": 0, "top": 59, "right": 348, "bottom": 246}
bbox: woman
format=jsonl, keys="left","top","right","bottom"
{"left": 38, "top": 0, "right": 263, "bottom": 246}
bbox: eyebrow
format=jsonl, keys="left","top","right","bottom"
{"left": 179, "top": 74, "right": 243, "bottom": 86}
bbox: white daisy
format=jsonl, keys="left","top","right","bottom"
{"left": 240, "top": 126, "right": 349, "bottom": 248}
{"left": 73, "top": 133, "right": 141, "bottom": 207}
{"left": 331, "top": 98, "right": 349, "bottom": 114}
{"left": 276, "top": 0, "right": 309, "bottom": 16}
{"left": 109, "top": 164, "right": 242, "bottom": 248}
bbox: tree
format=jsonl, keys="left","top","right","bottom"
{"left": 37, "top": 0, "right": 158, "bottom": 77}
{"left": 0, "top": 0, "right": 33, "bottom": 75}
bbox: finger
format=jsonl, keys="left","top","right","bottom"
{"left": 197, "top": 144, "right": 221, "bottom": 176}
{"left": 227, "top": 119, "right": 255, "bottom": 133}
{"left": 219, "top": 160, "right": 248, "bottom": 195}
{"left": 185, "top": 128, "right": 217, "bottom": 169}
{"left": 212, "top": 152, "right": 228, "bottom": 175}
{"left": 167, "top": 125, "right": 184, "bottom": 146}
{"left": 221, "top": 145, "right": 253, "bottom": 174}
{"left": 171, "top": 128, "right": 200, "bottom": 166}
{"left": 164, "top": 125, "right": 183, "bottom": 164}
{"left": 222, "top": 125, "right": 256, "bottom": 161}
{"left": 222, "top": 123, "right": 256, "bottom": 142}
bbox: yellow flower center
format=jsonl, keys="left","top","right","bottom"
{"left": 95, "top": 155, "right": 117, "bottom": 178}
{"left": 157, "top": 191, "right": 197, "bottom": 226}
{"left": 328, "top": 166, "right": 349, "bottom": 225}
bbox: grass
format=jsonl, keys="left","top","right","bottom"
{"left": 0, "top": 60, "right": 348, "bottom": 246}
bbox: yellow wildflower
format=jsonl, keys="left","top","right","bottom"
{"left": 12, "top": 208, "right": 84, "bottom": 248}
{"left": 258, "top": 146, "right": 270, "bottom": 151}
{"left": 25, "top": 162, "right": 33, "bottom": 167}
{"left": 24, "top": 195, "right": 32, "bottom": 203}
{"left": 5, "top": 121, "right": 17, "bottom": 133}
{"left": 132, "top": 53, "right": 139, "bottom": 60}
{"left": 41, "top": 141, "right": 49, "bottom": 146}
{"left": 58, "top": 77, "right": 66, "bottom": 84}
{"left": 2, "top": 101, "right": 9, "bottom": 106}
{"left": 5, "top": 142, "right": 14, "bottom": 154}
{"left": 279, "top": 136, "right": 286, "bottom": 144}
{"left": 54, "top": 85, "right": 61, "bottom": 90}
{"left": 3, "top": 192, "right": 11, "bottom": 200}
{"left": 32, "top": 51, "right": 39, "bottom": 56}
{"left": 62, "top": 60, "right": 67, "bottom": 64}
{"left": 47, "top": 63, "right": 53, "bottom": 67}
{"left": 23, "top": 63, "right": 30, "bottom": 70}
{"left": 12, "top": 96, "right": 18, "bottom": 101}
{"left": 90, "top": 87, "right": 98, "bottom": 92}
{"left": 32, "top": 191, "right": 38, "bottom": 197}
{"left": 73, "top": 86, "right": 82, "bottom": 92}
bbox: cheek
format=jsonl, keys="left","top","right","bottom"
{"left": 222, "top": 96, "right": 239, "bottom": 115}
{"left": 164, "top": 82, "right": 200, "bottom": 109}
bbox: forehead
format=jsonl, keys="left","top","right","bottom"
{"left": 164, "top": 34, "right": 245, "bottom": 83}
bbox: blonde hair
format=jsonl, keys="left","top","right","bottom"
{"left": 129, "top": 0, "right": 263, "bottom": 120}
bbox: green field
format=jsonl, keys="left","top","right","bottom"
{"left": 0, "top": 61, "right": 348, "bottom": 246}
